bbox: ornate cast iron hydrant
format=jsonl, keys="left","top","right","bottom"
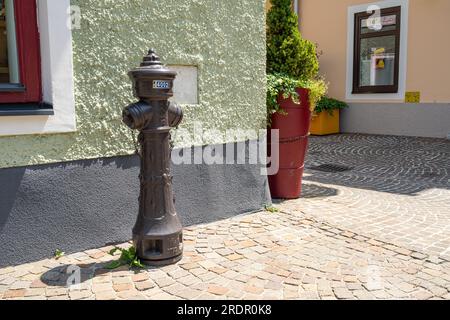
{"left": 122, "top": 49, "right": 183, "bottom": 266}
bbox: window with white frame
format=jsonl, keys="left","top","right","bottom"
{"left": 346, "top": 0, "right": 409, "bottom": 101}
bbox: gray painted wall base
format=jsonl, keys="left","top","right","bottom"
{"left": 341, "top": 103, "right": 450, "bottom": 138}
{"left": 0, "top": 142, "right": 271, "bottom": 267}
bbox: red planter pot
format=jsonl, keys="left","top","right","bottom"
{"left": 268, "top": 88, "right": 311, "bottom": 199}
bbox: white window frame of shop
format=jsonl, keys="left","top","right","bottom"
{"left": 346, "top": 0, "right": 409, "bottom": 101}
{"left": 0, "top": 0, "right": 76, "bottom": 137}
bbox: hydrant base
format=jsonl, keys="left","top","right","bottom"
{"left": 140, "top": 254, "right": 183, "bottom": 267}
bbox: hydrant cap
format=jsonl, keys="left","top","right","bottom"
{"left": 129, "top": 49, "right": 177, "bottom": 79}
{"left": 129, "top": 49, "right": 177, "bottom": 100}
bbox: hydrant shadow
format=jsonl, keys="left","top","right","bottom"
{"left": 40, "top": 261, "right": 156, "bottom": 288}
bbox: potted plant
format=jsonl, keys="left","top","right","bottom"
{"left": 310, "top": 97, "right": 348, "bottom": 136}
{"left": 266, "top": 0, "right": 326, "bottom": 199}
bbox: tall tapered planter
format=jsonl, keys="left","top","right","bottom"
{"left": 268, "top": 87, "right": 311, "bottom": 199}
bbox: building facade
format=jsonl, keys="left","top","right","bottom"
{"left": 298, "top": 0, "right": 450, "bottom": 138}
{"left": 0, "top": 0, "right": 269, "bottom": 267}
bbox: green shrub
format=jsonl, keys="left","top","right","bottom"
{"left": 315, "top": 97, "right": 348, "bottom": 115}
{"left": 267, "top": 0, "right": 319, "bottom": 79}
{"left": 266, "top": 0, "right": 326, "bottom": 119}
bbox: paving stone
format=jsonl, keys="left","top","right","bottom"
{"left": 209, "top": 267, "right": 228, "bottom": 275}
{"left": 153, "top": 277, "right": 175, "bottom": 288}
{"left": 117, "top": 290, "right": 146, "bottom": 300}
{"left": 352, "top": 290, "right": 375, "bottom": 300}
{"left": 333, "top": 288, "right": 354, "bottom": 300}
{"left": 427, "top": 286, "right": 448, "bottom": 297}
{"left": 25, "top": 288, "right": 46, "bottom": 297}
{"left": 1, "top": 277, "right": 17, "bottom": 286}
{"left": 135, "top": 281, "right": 155, "bottom": 292}
{"left": 131, "top": 273, "right": 149, "bottom": 283}
{"left": 411, "top": 289, "right": 433, "bottom": 300}
{"left": 49, "top": 295, "right": 70, "bottom": 300}
{"left": 244, "top": 285, "right": 264, "bottom": 295}
{"left": 226, "top": 254, "right": 244, "bottom": 261}
{"left": 411, "top": 252, "right": 428, "bottom": 260}
{"left": 92, "top": 283, "right": 114, "bottom": 293}
{"left": 69, "top": 290, "right": 92, "bottom": 300}
{"left": 395, "top": 282, "right": 417, "bottom": 293}
{"left": 174, "top": 288, "right": 202, "bottom": 300}
{"left": 3, "top": 289, "right": 26, "bottom": 299}
{"left": 26, "top": 296, "right": 48, "bottom": 300}
{"left": 10, "top": 281, "right": 32, "bottom": 290}
{"left": 113, "top": 283, "right": 134, "bottom": 292}
{"left": 207, "top": 285, "right": 229, "bottom": 296}
{"left": 394, "top": 247, "right": 413, "bottom": 256}
{"left": 265, "top": 281, "right": 284, "bottom": 290}
{"left": 0, "top": 267, "right": 15, "bottom": 276}
{"left": 95, "top": 291, "right": 117, "bottom": 300}
{"left": 46, "top": 288, "right": 68, "bottom": 297}
{"left": 30, "top": 279, "right": 47, "bottom": 289}
{"left": 372, "top": 290, "right": 392, "bottom": 299}
{"left": 113, "top": 277, "right": 132, "bottom": 285}
{"left": 343, "top": 276, "right": 358, "bottom": 283}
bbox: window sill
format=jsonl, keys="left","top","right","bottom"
{"left": 0, "top": 102, "right": 54, "bottom": 116}
{"left": 0, "top": 84, "right": 26, "bottom": 92}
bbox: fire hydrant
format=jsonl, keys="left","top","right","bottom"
{"left": 122, "top": 49, "right": 183, "bottom": 266}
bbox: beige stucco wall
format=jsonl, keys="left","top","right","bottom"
{"left": 299, "top": 0, "right": 450, "bottom": 103}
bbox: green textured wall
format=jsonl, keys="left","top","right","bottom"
{"left": 0, "top": 0, "right": 267, "bottom": 169}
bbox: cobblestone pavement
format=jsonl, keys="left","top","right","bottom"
{"left": 300, "top": 134, "right": 450, "bottom": 259}
{"left": 0, "top": 134, "right": 449, "bottom": 300}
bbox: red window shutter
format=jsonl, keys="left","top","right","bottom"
{"left": 0, "top": 0, "right": 42, "bottom": 103}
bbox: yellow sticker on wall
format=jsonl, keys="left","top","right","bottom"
{"left": 405, "top": 92, "right": 421, "bottom": 103}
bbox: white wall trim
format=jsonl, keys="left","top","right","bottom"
{"left": 0, "top": 0, "right": 76, "bottom": 137}
{"left": 346, "top": 0, "right": 409, "bottom": 102}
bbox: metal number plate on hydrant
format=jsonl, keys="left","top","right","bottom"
{"left": 153, "top": 80, "right": 170, "bottom": 89}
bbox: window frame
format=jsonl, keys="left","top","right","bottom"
{"left": 0, "top": 0, "right": 76, "bottom": 136}
{"left": 352, "top": 6, "right": 402, "bottom": 94}
{"left": 0, "top": 0, "right": 42, "bottom": 104}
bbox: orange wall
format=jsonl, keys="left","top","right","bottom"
{"left": 299, "top": 0, "right": 450, "bottom": 103}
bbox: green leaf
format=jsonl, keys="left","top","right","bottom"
{"left": 131, "top": 258, "right": 145, "bottom": 269}
{"left": 105, "top": 260, "right": 123, "bottom": 270}
{"left": 54, "top": 249, "right": 65, "bottom": 260}
{"left": 109, "top": 248, "right": 120, "bottom": 256}
{"left": 265, "top": 205, "right": 280, "bottom": 213}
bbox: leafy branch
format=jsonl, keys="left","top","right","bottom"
{"left": 315, "top": 97, "right": 348, "bottom": 116}
{"left": 106, "top": 246, "right": 144, "bottom": 269}
{"left": 267, "top": 73, "right": 328, "bottom": 125}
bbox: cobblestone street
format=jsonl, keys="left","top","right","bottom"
{"left": 0, "top": 134, "right": 449, "bottom": 300}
